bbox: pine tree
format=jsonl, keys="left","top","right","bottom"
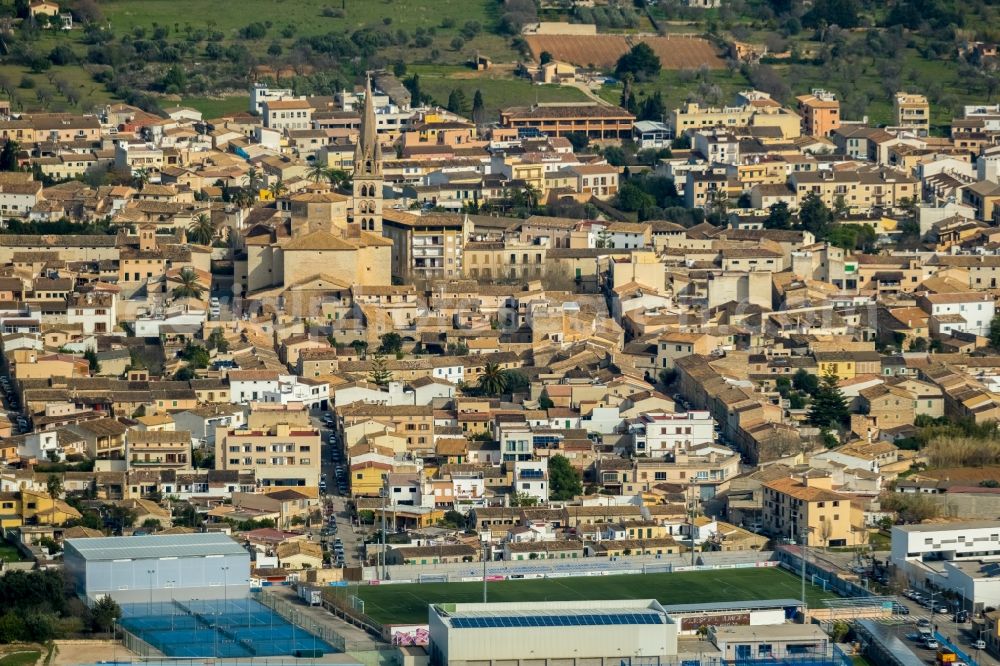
{"left": 405, "top": 74, "right": 422, "bottom": 107}
{"left": 0, "top": 140, "right": 19, "bottom": 172}
{"left": 619, "top": 74, "right": 637, "bottom": 114}
{"left": 446, "top": 88, "right": 468, "bottom": 114}
{"left": 807, "top": 369, "right": 849, "bottom": 435}
{"left": 472, "top": 89, "right": 485, "bottom": 127}
{"left": 368, "top": 351, "right": 393, "bottom": 386}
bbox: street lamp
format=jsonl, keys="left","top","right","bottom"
{"left": 146, "top": 569, "right": 155, "bottom": 613}
{"left": 221, "top": 566, "right": 230, "bottom": 614}
{"left": 799, "top": 526, "right": 815, "bottom": 619}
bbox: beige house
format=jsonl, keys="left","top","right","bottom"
{"left": 126, "top": 429, "right": 192, "bottom": 470}
{"left": 893, "top": 92, "right": 930, "bottom": 134}
{"left": 763, "top": 475, "right": 860, "bottom": 548}
{"left": 789, "top": 168, "right": 917, "bottom": 214}
{"left": 215, "top": 423, "right": 321, "bottom": 488}
{"left": 276, "top": 540, "right": 323, "bottom": 569}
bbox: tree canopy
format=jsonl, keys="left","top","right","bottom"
{"left": 548, "top": 455, "right": 583, "bottom": 501}
{"left": 806, "top": 369, "right": 849, "bottom": 438}
{"left": 615, "top": 42, "right": 661, "bottom": 81}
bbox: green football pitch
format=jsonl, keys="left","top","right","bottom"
{"left": 333, "top": 567, "right": 835, "bottom": 625}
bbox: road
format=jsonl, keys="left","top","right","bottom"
{"left": 893, "top": 594, "right": 998, "bottom": 666}
{"left": 312, "top": 412, "right": 363, "bottom": 569}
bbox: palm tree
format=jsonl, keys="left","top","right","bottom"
{"left": 171, "top": 267, "right": 203, "bottom": 300}
{"left": 243, "top": 166, "right": 262, "bottom": 195}
{"left": 188, "top": 213, "right": 217, "bottom": 245}
{"left": 523, "top": 183, "right": 542, "bottom": 211}
{"left": 477, "top": 362, "right": 508, "bottom": 397}
{"left": 307, "top": 161, "right": 328, "bottom": 184}
{"left": 270, "top": 178, "right": 288, "bottom": 200}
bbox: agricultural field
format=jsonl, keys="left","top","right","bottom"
{"left": 525, "top": 34, "right": 725, "bottom": 70}
{"left": 410, "top": 65, "right": 590, "bottom": 122}
{"left": 334, "top": 567, "right": 833, "bottom": 625}
{"left": 178, "top": 96, "right": 251, "bottom": 118}
{"left": 101, "top": 0, "right": 499, "bottom": 41}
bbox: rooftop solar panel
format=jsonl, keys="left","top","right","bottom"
{"left": 451, "top": 612, "right": 664, "bottom": 629}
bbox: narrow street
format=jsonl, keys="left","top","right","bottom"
{"left": 312, "top": 412, "right": 363, "bottom": 568}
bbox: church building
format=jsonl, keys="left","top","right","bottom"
{"left": 237, "top": 77, "right": 392, "bottom": 308}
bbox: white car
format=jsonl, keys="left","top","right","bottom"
{"left": 973, "top": 639, "right": 986, "bottom": 650}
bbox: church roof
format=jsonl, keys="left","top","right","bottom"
{"left": 290, "top": 191, "right": 348, "bottom": 203}
{"left": 358, "top": 230, "right": 393, "bottom": 247}
{"left": 281, "top": 230, "right": 360, "bottom": 251}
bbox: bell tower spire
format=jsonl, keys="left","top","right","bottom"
{"left": 352, "top": 74, "right": 383, "bottom": 233}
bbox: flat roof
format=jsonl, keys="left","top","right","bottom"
{"left": 712, "top": 624, "right": 828, "bottom": 641}
{"left": 435, "top": 599, "right": 671, "bottom": 628}
{"left": 448, "top": 610, "right": 665, "bottom": 629}
{"left": 661, "top": 599, "right": 803, "bottom": 613}
{"left": 67, "top": 532, "right": 247, "bottom": 561}
{"left": 893, "top": 520, "right": 1000, "bottom": 533}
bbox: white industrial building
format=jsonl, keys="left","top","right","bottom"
{"left": 64, "top": 533, "right": 250, "bottom": 604}
{"left": 428, "top": 600, "right": 678, "bottom": 666}
{"left": 891, "top": 521, "right": 1000, "bottom": 612}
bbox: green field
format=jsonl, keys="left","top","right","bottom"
{"left": 102, "top": 0, "right": 497, "bottom": 37}
{"left": 0, "top": 651, "right": 40, "bottom": 666}
{"left": 338, "top": 567, "right": 833, "bottom": 625}
{"left": 99, "top": 0, "right": 513, "bottom": 61}
{"left": 411, "top": 66, "right": 590, "bottom": 122}
{"left": 179, "top": 96, "right": 250, "bottom": 118}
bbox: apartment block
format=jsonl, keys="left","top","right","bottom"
{"left": 796, "top": 90, "right": 841, "bottom": 137}
{"left": 893, "top": 92, "right": 930, "bottom": 134}
{"left": 214, "top": 423, "right": 321, "bottom": 488}
{"left": 763, "top": 475, "right": 858, "bottom": 547}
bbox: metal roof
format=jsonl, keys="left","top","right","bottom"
{"left": 659, "top": 599, "right": 803, "bottom": 613}
{"left": 450, "top": 612, "right": 664, "bottom": 629}
{"left": 66, "top": 532, "right": 247, "bottom": 561}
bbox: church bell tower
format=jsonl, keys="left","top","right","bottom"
{"left": 351, "top": 75, "right": 383, "bottom": 234}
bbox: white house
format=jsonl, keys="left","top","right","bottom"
{"left": 513, "top": 460, "right": 549, "bottom": 504}
{"left": 132, "top": 305, "right": 205, "bottom": 337}
{"left": 0, "top": 179, "right": 42, "bottom": 218}
{"left": 633, "top": 120, "right": 672, "bottom": 147}
{"left": 333, "top": 379, "right": 456, "bottom": 407}
{"left": 249, "top": 83, "right": 293, "bottom": 114}
{"left": 260, "top": 375, "right": 329, "bottom": 410}
{"left": 17, "top": 430, "right": 63, "bottom": 461}
{"left": 920, "top": 292, "right": 995, "bottom": 337}
{"left": 172, "top": 405, "right": 246, "bottom": 447}
{"left": 66, "top": 291, "right": 117, "bottom": 335}
{"left": 630, "top": 411, "right": 715, "bottom": 456}
{"left": 452, "top": 472, "right": 486, "bottom": 507}
{"left": 228, "top": 370, "right": 280, "bottom": 404}
{"left": 580, "top": 406, "right": 625, "bottom": 434}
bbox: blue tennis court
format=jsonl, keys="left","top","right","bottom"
{"left": 120, "top": 598, "right": 333, "bottom": 658}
